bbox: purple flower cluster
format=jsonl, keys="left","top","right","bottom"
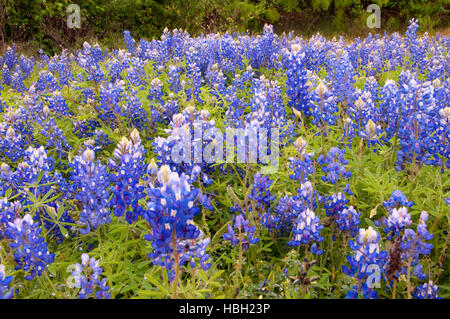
{"left": 71, "top": 253, "right": 111, "bottom": 299}
{"left": 414, "top": 281, "right": 441, "bottom": 299}
{"left": 267, "top": 181, "right": 319, "bottom": 235}
{"left": 223, "top": 214, "right": 259, "bottom": 250}
{"left": 383, "top": 190, "right": 414, "bottom": 211}
{"left": 343, "top": 227, "right": 388, "bottom": 299}
{"left": 144, "top": 165, "right": 210, "bottom": 280}
{"left": 289, "top": 137, "right": 314, "bottom": 183}
{"left": 249, "top": 172, "right": 275, "bottom": 215}
{"left": 5, "top": 214, "right": 55, "bottom": 280}
{"left": 335, "top": 206, "right": 361, "bottom": 237}
{"left": 318, "top": 147, "right": 351, "bottom": 184}
{"left": 401, "top": 211, "right": 433, "bottom": 271}
{"left": 69, "top": 149, "right": 111, "bottom": 234}
{"left": 383, "top": 206, "right": 412, "bottom": 238}
{"left": 287, "top": 208, "right": 324, "bottom": 255}
{"left": 109, "top": 129, "right": 147, "bottom": 224}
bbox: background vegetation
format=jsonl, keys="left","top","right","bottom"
{"left": 1, "top": 0, "right": 449, "bottom": 54}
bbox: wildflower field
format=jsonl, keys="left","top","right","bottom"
{"left": 0, "top": 19, "right": 449, "bottom": 299}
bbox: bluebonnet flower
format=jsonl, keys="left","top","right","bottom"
{"left": 247, "top": 24, "right": 278, "bottom": 69}
{"left": 382, "top": 206, "right": 412, "bottom": 238}
{"left": 383, "top": 190, "right": 414, "bottom": 212}
{"left": 295, "top": 181, "right": 318, "bottom": 210}
{"left": 423, "top": 82, "right": 450, "bottom": 168}
{"left": 0, "top": 105, "right": 34, "bottom": 163}
{"left": 144, "top": 165, "right": 210, "bottom": 280}
{"left": 5, "top": 214, "right": 55, "bottom": 280}
{"left": 224, "top": 89, "right": 246, "bottom": 128}
{"left": 5, "top": 146, "right": 66, "bottom": 204}
{"left": 177, "top": 234, "right": 211, "bottom": 271}
{"left": 378, "top": 79, "right": 401, "bottom": 141}
{"left": 405, "top": 19, "right": 426, "bottom": 69}
{"left": 0, "top": 139, "right": 71, "bottom": 242}
{"left": 10, "top": 70, "right": 26, "bottom": 92}
{"left": 126, "top": 56, "right": 146, "bottom": 86}
{"left": 326, "top": 48, "right": 355, "bottom": 105}
{"left": 305, "top": 34, "right": 332, "bottom": 70}
{"left": 342, "top": 117, "right": 357, "bottom": 143}
{"left": 76, "top": 42, "right": 106, "bottom": 83}
{"left": 162, "top": 93, "right": 179, "bottom": 124}
{"left": 3, "top": 45, "right": 17, "bottom": 70}
{"left": 343, "top": 183, "right": 353, "bottom": 195}
{"left": 148, "top": 77, "right": 164, "bottom": 106}
{"left": 147, "top": 78, "right": 178, "bottom": 125}
{"left": 0, "top": 148, "right": 70, "bottom": 243}
{"left": 360, "top": 119, "right": 382, "bottom": 148}
{"left": 167, "top": 64, "right": 182, "bottom": 93}
{"left": 322, "top": 192, "right": 360, "bottom": 237}
{"left": 247, "top": 76, "right": 294, "bottom": 142}
{"left": 109, "top": 129, "right": 146, "bottom": 224}
{"left": 266, "top": 181, "right": 319, "bottom": 234}
{"left": 48, "top": 50, "right": 72, "bottom": 86}
{"left": 2, "top": 65, "right": 11, "bottom": 86}
{"left": 412, "top": 264, "right": 427, "bottom": 280}
{"left": 287, "top": 208, "right": 324, "bottom": 255}
{"left": 223, "top": 214, "right": 259, "bottom": 250}
{"left": 153, "top": 135, "right": 178, "bottom": 167}
{"left": 39, "top": 106, "right": 71, "bottom": 158}
{"left": 0, "top": 163, "right": 14, "bottom": 198}
{"left": 46, "top": 90, "right": 70, "bottom": 116}
{"left": 284, "top": 43, "right": 309, "bottom": 113}
{"left": 80, "top": 87, "right": 95, "bottom": 103}
{"left": 345, "top": 282, "right": 379, "bottom": 300}
{"left": 97, "top": 80, "right": 124, "bottom": 127}
{"left": 414, "top": 281, "right": 441, "bottom": 299}
{"left": 426, "top": 49, "right": 448, "bottom": 81}
{"left": 205, "top": 63, "right": 227, "bottom": 99}
{"left": 355, "top": 83, "right": 377, "bottom": 108}
{"left": 249, "top": 172, "right": 275, "bottom": 215}
{"left": 153, "top": 108, "right": 217, "bottom": 185}
{"left": 72, "top": 119, "right": 101, "bottom": 139}
{"left": 393, "top": 75, "right": 438, "bottom": 170}
{"left": 269, "top": 195, "right": 298, "bottom": 233}
{"left": 0, "top": 264, "right": 14, "bottom": 299}
{"left": 0, "top": 124, "right": 26, "bottom": 162}
{"left": 323, "top": 192, "right": 348, "bottom": 217}
{"left": 364, "top": 76, "right": 379, "bottom": 102}
{"left": 232, "top": 64, "right": 254, "bottom": 91}
{"left": 69, "top": 149, "right": 111, "bottom": 234}
{"left": 317, "top": 147, "right": 351, "bottom": 184}
{"left": 336, "top": 206, "right": 361, "bottom": 237}
{"left": 184, "top": 46, "right": 204, "bottom": 102}
{"left": 71, "top": 253, "right": 111, "bottom": 299}
{"left": 86, "top": 129, "right": 113, "bottom": 151}
{"left": 382, "top": 193, "right": 433, "bottom": 282}
{"left": 122, "top": 89, "right": 150, "bottom": 129}
{"left": 288, "top": 137, "right": 314, "bottom": 183}
{"left": 343, "top": 227, "right": 388, "bottom": 299}
{"left": 400, "top": 211, "right": 433, "bottom": 271}
{"left": 35, "top": 70, "right": 60, "bottom": 92}
{"left": 0, "top": 197, "right": 21, "bottom": 237}
{"left": 123, "top": 30, "right": 136, "bottom": 55}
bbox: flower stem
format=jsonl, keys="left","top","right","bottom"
{"left": 171, "top": 229, "right": 180, "bottom": 299}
